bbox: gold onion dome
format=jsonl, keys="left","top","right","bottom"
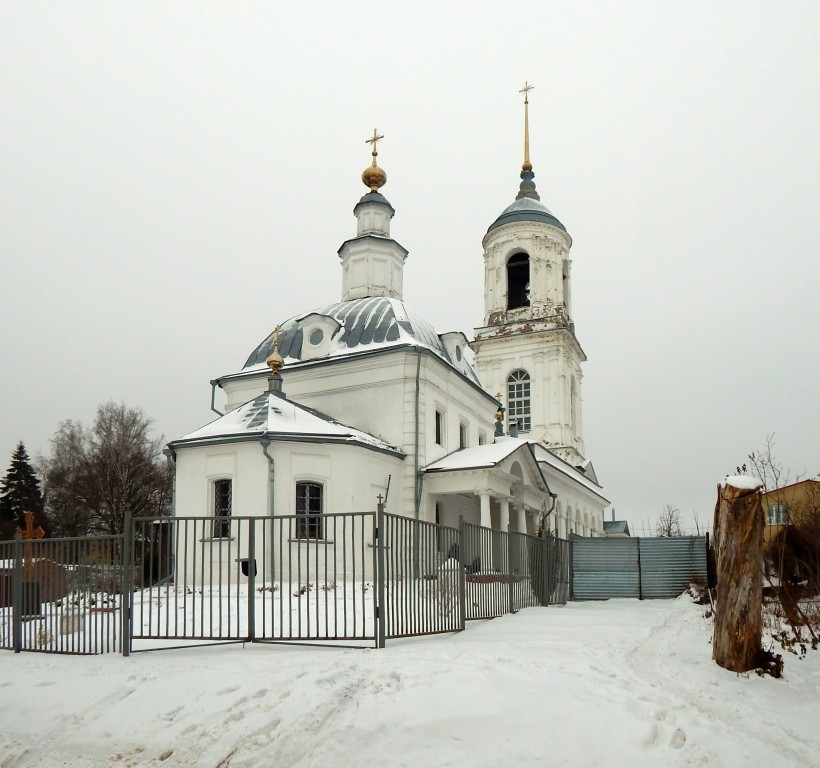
{"left": 266, "top": 325, "right": 284, "bottom": 374}
{"left": 362, "top": 128, "right": 387, "bottom": 192}
{"left": 362, "top": 163, "right": 387, "bottom": 192}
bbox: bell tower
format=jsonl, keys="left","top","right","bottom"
{"left": 471, "top": 83, "right": 587, "bottom": 466}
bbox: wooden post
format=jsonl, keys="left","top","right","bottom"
{"left": 712, "top": 478, "right": 764, "bottom": 672}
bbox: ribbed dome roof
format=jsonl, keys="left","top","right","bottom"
{"left": 487, "top": 196, "right": 567, "bottom": 234}
{"left": 243, "top": 296, "right": 481, "bottom": 385}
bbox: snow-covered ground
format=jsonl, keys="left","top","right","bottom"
{"left": 1, "top": 596, "right": 819, "bottom": 767}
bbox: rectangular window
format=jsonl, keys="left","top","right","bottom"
{"left": 435, "top": 410, "right": 445, "bottom": 447}
{"left": 213, "top": 479, "right": 232, "bottom": 538}
{"left": 296, "top": 482, "right": 323, "bottom": 539}
{"left": 478, "top": 431, "right": 486, "bottom": 446}
{"left": 459, "top": 421, "right": 468, "bottom": 449}
{"left": 767, "top": 504, "right": 789, "bottom": 525}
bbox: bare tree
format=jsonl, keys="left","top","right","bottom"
{"left": 43, "top": 402, "right": 172, "bottom": 536}
{"left": 656, "top": 504, "right": 682, "bottom": 537}
{"left": 740, "top": 436, "right": 820, "bottom": 651}
{"left": 745, "top": 433, "right": 805, "bottom": 493}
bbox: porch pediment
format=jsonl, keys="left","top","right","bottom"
{"left": 423, "top": 440, "right": 554, "bottom": 511}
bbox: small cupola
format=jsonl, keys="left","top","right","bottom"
{"left": 339, "top": 129, "right": 409, "bottom": 302}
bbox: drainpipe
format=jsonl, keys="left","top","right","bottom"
{"left": 259, "top": 433, "right": 274, "bottom": 517}
{"left": 412, "top": 351, "right": 422, "bottom": 580}
{"left": 413, "top": 350, "right": 422, "bottom": 522}
{"left": 209, "top": 380, "right": 224, "bottom": 417}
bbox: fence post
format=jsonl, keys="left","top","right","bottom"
{"left": 12, "top": 532, "right": 23, "bottom": 653}
{"left": 247, "top": 520, "right": 256, "bottom": 643}
{"left": 541, "top": 535, "right": 550, "bottom": 607}
{"left": 457, "top": 516, "right": 466, "bottom": 631}
{"left": 375, "top": 501, "right": 386, "bottom": 649}
{"left": 568, "top": 537, "right": 575, "bottom": 601}
{"left": 507, "top": 533, "right": 515, "bottom": 614}
{"left": 637, "top": 537, "right": 643, "bottom": 601}
{"left": 121, "top": 511, "right": 134, "bottom": 657}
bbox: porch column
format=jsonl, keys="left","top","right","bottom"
{"left": 478, "top": 491, "right": 492, "bottom": 529}
{"left": 516, "top": 505, "right": 528, "bottom": 535}
{"left": 499, "top": 498, "right": 510, "bottom": 533}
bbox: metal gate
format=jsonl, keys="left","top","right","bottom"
{"left": 127, "top": 512, "right": 377, "bottom": 651}
{"left": 1, "top": 534, "right": 126, "bottom": 654}
{"left": 2, "top": 510, "right": 571, "bottom": 655}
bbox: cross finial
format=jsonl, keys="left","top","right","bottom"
{"left": 266, "top": 324, "right": 285, "bottom": 375}
{"left": 519, "top": 82, "right": 534, "bottom": 171}
{"left": 362, "top": 129, "right": 387, "bottom": 191}
{"left": 366, "top": 129, "right": 384, "bottom": 165}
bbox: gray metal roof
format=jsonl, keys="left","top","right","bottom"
{"left": 171, "top": 390, "right": 404, "bottom": 457}
{"left": 603, "top": 520, "right": 631, "bottom": 536}
{"left": 243, "top": 297, "right": 482, "bottom": 385}
{"left": 487, "top": 195, "right": 568, "bottom": 234}
{"left": 354, "top": 191, "right": 395, "bottom": 215}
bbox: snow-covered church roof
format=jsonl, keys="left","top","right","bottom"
{"left": 241, "top": 296, "right": 481, "bottom": 385}
{"left": 170, "top": 391, "right": 404, "bottom": 457}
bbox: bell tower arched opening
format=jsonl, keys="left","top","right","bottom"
{"left": 507, "top": 252, "right": 530, "bottom": 309}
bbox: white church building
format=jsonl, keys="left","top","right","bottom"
{"left": 168, "top": 98, "right": 609, "bottom": 548}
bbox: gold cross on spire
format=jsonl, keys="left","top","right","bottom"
{"left": 365, "top": 129, "right": 384, "bottom": 164}
{"left": 266, "top": 324, "right": 284, "bottom": 374}
{"left": 519, "top": 81, "right": 534, "bottom": 171}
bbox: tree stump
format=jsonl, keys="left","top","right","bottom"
{"left": 712, "top": 477, "right": 764, "bottom": 672}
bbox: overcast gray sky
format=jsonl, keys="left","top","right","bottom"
{"left": 2, "top": 2, "right": 818, "bottom": 534}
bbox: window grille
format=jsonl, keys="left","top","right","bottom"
{"left": 213, "top": 479, "right": 232, "bottom": 538}
{"left": 296, "top": 482, "right": 323, "bottom": 539}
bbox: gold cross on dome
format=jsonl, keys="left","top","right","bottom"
{"left": 366, "top": 129, "right": 384, "bottom": 154}
{"left": 519, "top": 81, "right": 534, "bottom": 103}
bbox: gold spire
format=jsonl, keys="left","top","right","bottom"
{"left": 519, "top": 81, "right": 534, "bottom": 172}
{"left": 362, "top": 128, "right": 387, "bottom": 192}
{"left": 266, "top": 325, "right": 284, "bottom": 374}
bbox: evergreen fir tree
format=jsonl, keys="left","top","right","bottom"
{"left": 0, "top": 442, "right": 46, "bottom": 539}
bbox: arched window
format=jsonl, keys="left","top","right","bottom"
{"left": 212, "top": 479, "right": 232, "bottom": 538}
{"left": 507, "top": 369, "right": 531, "bottom": 432}
{"left": 507, "top": 253, "right": 530, "bottom": 309}
{"left": 296, "top": 482, "right": 323, "bottom": 539}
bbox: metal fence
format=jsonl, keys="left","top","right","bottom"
{"left": 2, "top": 509, "right": 570, "bottom": 656}
{"left": 381, "top": 516, "right": 570, "bottom": 638}
{"left": 0, "top": 534, "right": 126, "bottom": 654}
{"left": 571, "top": 536, "right": 708, "bottom": 600}
{"left": 128, "top": 512, "right": 377, "bottom": 651}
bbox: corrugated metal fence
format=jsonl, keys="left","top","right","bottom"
{"left": 571, "top": 536, "right": 708, "bottom": 600}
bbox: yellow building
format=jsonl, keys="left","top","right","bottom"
{"left": 761, "top": 479, "right": 820, "bottom": 545}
